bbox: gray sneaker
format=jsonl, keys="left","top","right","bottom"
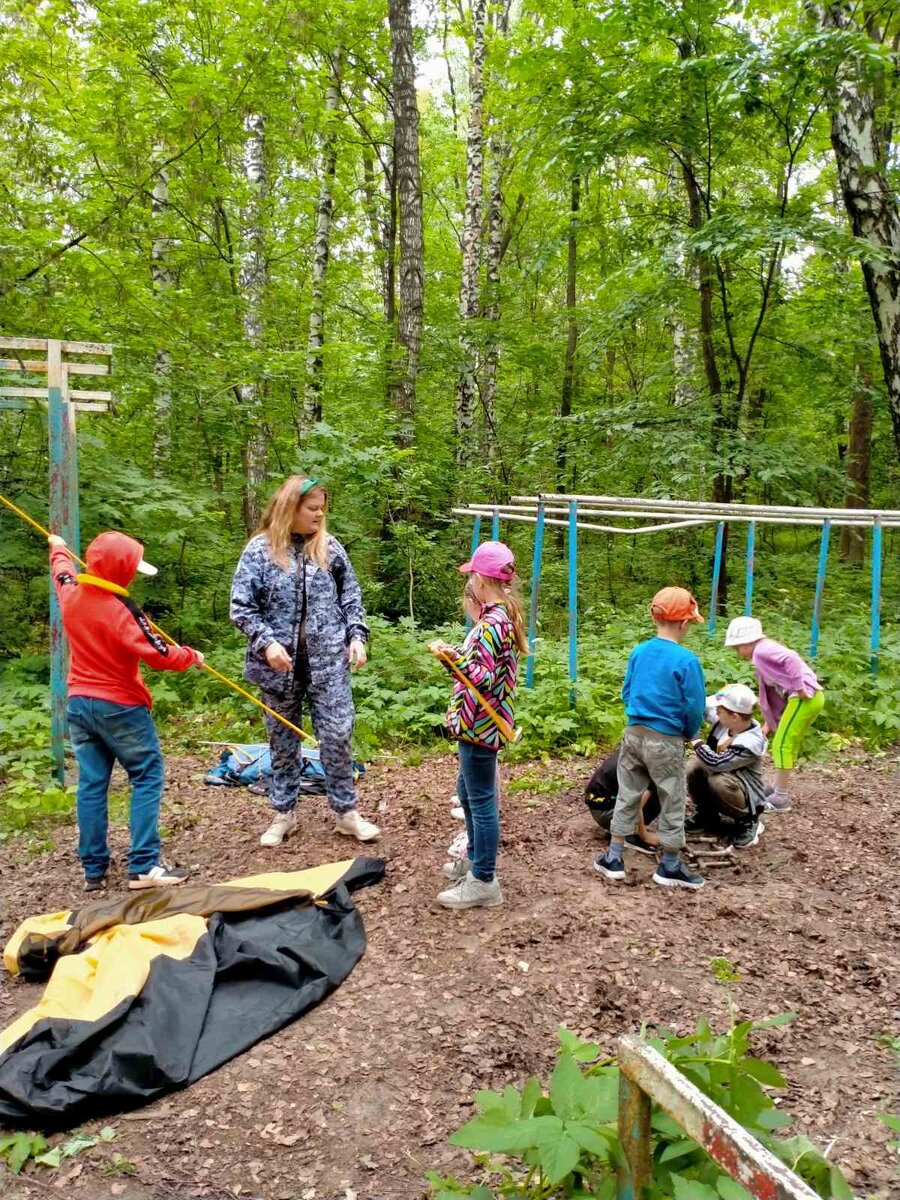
{"left": 437, "top": 871, "right": 503, "bottom": 909}
{"left": 442, "top": 858, "right": 471, "bottom": 880}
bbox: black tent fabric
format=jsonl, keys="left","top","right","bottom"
{"left": 0, "top": 857, "right": 384, "bottom": 1129}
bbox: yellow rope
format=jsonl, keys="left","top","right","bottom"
{"left": 0, "top": 491, "right": 316, "bottom": 745}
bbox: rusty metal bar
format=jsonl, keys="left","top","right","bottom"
{"left": 616, "top": 1037, "right": 821, "bottom": 1200}
{"left": 617, "top": 1068, "right": 651, "bottom": 1200}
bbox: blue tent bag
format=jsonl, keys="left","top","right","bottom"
{"left": 204, "top": 743, "right": 364, "bottom": 795}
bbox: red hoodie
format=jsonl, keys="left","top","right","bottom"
{"left": 50, "top": 531, "right": 201, "bottom": 709}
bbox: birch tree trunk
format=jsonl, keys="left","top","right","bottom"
{"left": 239, "top": 112, "right": 268, "bottom": 534}
{"left": 304, "top": 55, "right": 342, "bottom": 427}
{"left": 556, "top": 173, "right": 579, "bottom": 493}
{"left": 388, "top": 0, "right": 424, "bottom": 449}
{"left": 454, "top": 0, "right": 487, "bottom": 468}
{"left": 479, "top": 0, "right": 513, "bottom": 465}
{"left": 840, "top": 369, "right": 875, "bottom": 562}
{"left": 818, "top": 3, "right": 900, "bottom": 458}
{"left": 151, "top": 142, "right": 173, "bottom": 468}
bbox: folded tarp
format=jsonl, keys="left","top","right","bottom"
{"left": 0, "top": 857, "right": 384, "bottom": 1128}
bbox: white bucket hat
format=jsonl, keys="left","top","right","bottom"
{"left": 725, "top": 616, "right": 763, "bottom": 646}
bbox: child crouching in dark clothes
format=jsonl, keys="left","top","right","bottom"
{"left": 686, "top": 683, "right": 767, "bottom": 850}
{"left": 585, "top": 745, "right": 660, "bottom": 854}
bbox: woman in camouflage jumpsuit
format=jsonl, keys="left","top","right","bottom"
{"left": 230, "top": 477, "right": 380, "bottom": 845}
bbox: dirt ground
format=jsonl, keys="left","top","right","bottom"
{"left": 1, "top": 750, "right": 899, "bottom": 1200}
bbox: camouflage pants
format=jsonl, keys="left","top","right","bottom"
{"left": 261, "top": 663, "right": 357, "bottom": 815}
{"left": 610, "top": 724, "right": 687, "bottom": 850}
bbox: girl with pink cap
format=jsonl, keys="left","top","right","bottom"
{"left": 429, "top": 541, "right": 528, "bottom": 909}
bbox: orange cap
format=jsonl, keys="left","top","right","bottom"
{"left": 650, "top": 586, "right": 704, "bottom": 623}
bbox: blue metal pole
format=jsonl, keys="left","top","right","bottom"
{"left": 871, "top": 517, "right": 882, "bottom": 675}
{"left": 708, "top": 521, "right": 725, "bottom": 641}
{"left": 491, "top": 507, "right": 500, "bottom": 542}
{"left": 744, "top": 520, "right": 756, "bottom": 616}
{"left": 525, "top": 500, "right": 545, "bottom": 688}
{"left": 48, "top": 345, "right": 79, "bottom": 786}
{"left": 809, "top": 519, "right": 831, "bottom": 660}
{"left": 465, "top": 514, "right": 482, "bottom": 631}
{"left": 568, "top": 500, "right": 578, "bottom": 703}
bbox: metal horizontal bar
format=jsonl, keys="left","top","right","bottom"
{"left": 617, "top": 1036, "right": 821, "bottom": 1200}
{"left": 69, "top": 389, "right": 112, "bottom": 402}
{"left": 462, "top": 505, "right": 900, "bottom": 530}
{"left": 452, "top": 509, "right": 714, "bottom": 535}
{"left": 515, "top": 493, "right": 900, "bottom": 521}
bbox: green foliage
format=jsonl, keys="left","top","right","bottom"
{"left": 427, "top": 1018, "right": 854, "bottom": 1199}
{"left": 0, "top": 1127, "right": 116, "bottom": 1175}
{"left": 0, "top": 1133, "right": 48, "bottom": 1174}
{"left": 0, "top": 671, "right": 74, "bottom": 840}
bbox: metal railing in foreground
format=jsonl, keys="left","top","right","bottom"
{"left": 616, "top": 1035, "right": 821, "bottom": 1200}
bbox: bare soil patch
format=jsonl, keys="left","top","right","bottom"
{"left": 1, "top": 751, "right": 899, "bottom": 1199}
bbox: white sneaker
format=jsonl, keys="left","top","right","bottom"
{"left": 127, "top": 863, "right": 190, "bottom": 890}
{"left": 260, "top": 810, "right": 298, "bottom": 847}
{"left": 437, "top": 871, "right": 503, "bottom": 909}
{"left": 442, "top": 858, "right": 470, "bottom": 880}
{"left": 334, "top": 809, "right": 381, "bottom": 842}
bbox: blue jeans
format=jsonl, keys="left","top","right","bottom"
{"left": 457, "top": 740, "right": 500, "bottom": 882}
{"left": 67, "top": 698, "right": 164, "bottom": 877}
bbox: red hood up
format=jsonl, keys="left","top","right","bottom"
{"left": 84, "top": 531, "right": 144, "bottom": 588}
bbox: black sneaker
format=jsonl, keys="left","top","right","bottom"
{"left": 127, "top": 863, "right": 190, "bottom": 890}
{"left": 624, "top": 833, "right": 656, "bottom": 856}
{"left": 593, "top": 851, "right": 626, "bottom": 881}
{"left": 652, "top": 860, "right": 705, "bottom": 890}
{"left": 732, "top": 819, "right": 764, "bottom": 850}
{"left": 84, "top": 875, "right": 107, "bottom": 893}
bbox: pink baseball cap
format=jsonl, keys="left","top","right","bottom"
{"left": 458, "top": 541, "right": 516, "bottom": 580}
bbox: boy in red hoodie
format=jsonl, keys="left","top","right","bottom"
{"left": 49, "top": 531, "right": 204, "bottom": 891}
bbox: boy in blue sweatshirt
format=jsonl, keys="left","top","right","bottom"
{"left": 595, "top": 586, "right": 706, "bottom": 890}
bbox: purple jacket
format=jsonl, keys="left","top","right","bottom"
{"left": 751, "top": 638, "right": 821, "bottom": 729}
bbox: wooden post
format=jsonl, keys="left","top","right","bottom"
{"left": 0, "top": 336, "right": 111, "bottom": 783}
{"left": 47, "top": 341, "right": 78, "bottom": 783}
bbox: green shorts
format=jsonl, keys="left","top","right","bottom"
{"left": 771, "top": 691, "right": 825, "bottom": 770}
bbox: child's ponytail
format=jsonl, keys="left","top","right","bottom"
{"left": 500, "top": 579, "right": 530, "bottom": 655}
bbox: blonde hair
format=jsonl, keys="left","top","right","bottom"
{"left": 255, "top": 476, "right": 330, "bottom": 570}
{"left": 471, "top": 573, "right": 530, "bottom": 655}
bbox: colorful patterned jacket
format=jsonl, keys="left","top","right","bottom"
{"left": 443, "top": 602, "right": 519, "bottom": 751}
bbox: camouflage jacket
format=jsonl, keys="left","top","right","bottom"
{"left": 230, "top": 533, "right": 368, "bottom": 695}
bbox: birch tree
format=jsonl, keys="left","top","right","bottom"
{"left": 388, "top": 0, "right": 424, "bottom": 448}
{"left": 817, "top": 2, "right": 900, "bottom": 457}
{"left": 454, "top": 0, "right": 487, "bottom": 468}
{"left": 304, "top": 54, "right": 342, "bottom": 427}
{"left": 150, "top": 142, "right": 173, "bottom": 467}
{"left": 239, "top": 112, "right": 268, "bottom": 533}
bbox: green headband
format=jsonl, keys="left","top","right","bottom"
{"left": 299, "top": 478, "right": 320, "bottom": 497}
